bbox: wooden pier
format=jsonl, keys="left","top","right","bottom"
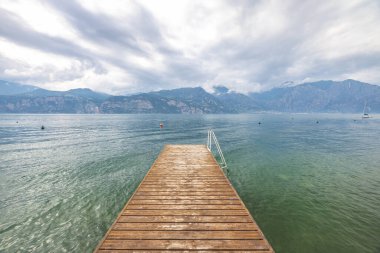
{"left": 95, "top": 144, "right": 274, "bottom": 252}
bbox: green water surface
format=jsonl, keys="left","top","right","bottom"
{"left": 0, "top": 114, "right": 379, "bottom": 252}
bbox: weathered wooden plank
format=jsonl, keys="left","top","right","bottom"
{"left": 145, "top": 175, "right": 225, "bottom": 177}
{"left": 129, "top": 199, "right": 241, "bottom": 205}
{"left": 151, "top": 165, "right": 218, "bottom": 167}
{"left": 126, "top": 204, "right": 244, "bottom": 210}
{"left": 137, "top": 190, "right": 234, "bottom": 194}
{"left": 107, "top": 230, "right": 262, "bottom": 240}
{"left": 139, "top": 184, "right": 231, "bottom": 188}
{"left": 142, "top": 180, "right": 228, "bottom": 183}
{"left": 100, "top": 239, "right": 269, "bottom": 250}
{"left": 118, "top": 215, "right": 251, "bottom": 223}
{"left": 112, "top": 223, "right": 258, "bottom": 231}
{"left": 154, "top": 162, "right": 217, "bottom": 165}
{"left": 131, "top": 195, "right": 239, "bottom": 200}
{"left": 148, "top": 171, "right": 222, "bottom": 174}
{"left": 145, "top": 176, "right": 226, "bottom": 179}
{"left": 140, "top": 184, "right": 231, "bottom": 188}
{"left": 135, "top": 193, "right": 236, "bottom": 197}
{"left": 149, "top": 168, "right": 220, "bottom": 171}
{"left": 147, "top": 173, "right": 222, "bottom": 175}
{"left": 150, "top": 166, "right": 219, "bottom": 168}
{"left": 142, "top": 180, "right": 229, "bottom": 184}
{"left": 99, "top": 251, "right": 271, "bottom": 253}
{"left": 137, "top": 188, "right": 235, "bottom": 192}
{"left": 122, "top": 210, "right": 249, "bottom": 216}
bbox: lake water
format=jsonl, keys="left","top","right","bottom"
{"left": 0, "top": 114, "right": 379, "bottom": 253}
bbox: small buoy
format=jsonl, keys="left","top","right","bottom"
{"left": 258, "top": 122, "right": 261, "bottom": 125}
{"left": 41, "top": 125, "right": 45, "bottom": 130}
{"left": 159, "top": 123, "right": 164, "bottom": 128}
{"left": 316, "top": 121, "right": 319, "bottom": 124}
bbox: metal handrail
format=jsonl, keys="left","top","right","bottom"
{"left": 207, "top": 129, "right": 228, "bottom": 171}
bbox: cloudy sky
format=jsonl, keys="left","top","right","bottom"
{"left": 0, "top": 0, "right": 379, "bottom": 94}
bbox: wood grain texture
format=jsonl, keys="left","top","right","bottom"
{"left": 94, "top": 145, "right": 274, "bottom": 253}
{"left": 118, "top": 215, "right": 251, "bottom": 223}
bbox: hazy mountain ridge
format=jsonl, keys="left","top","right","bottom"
{"left": 98, "top": 88, "right": 232, "bottom": 113}
{"left": 0, "top": 93, "right": 100, "bottom": 113}
{"left": 250, "top": 79, "right": 380, "bottom": 112}
{"left": 212, "top": 86, "right": 261, "bottom": 112}
{"left": 0, "top": 85, "right": 110, "bottom": 113}
{"left": 0, "top": 80, "right": 39, "bottom": 95}
{"left": 0, "top": 79, "right": 379, "bottom": 113}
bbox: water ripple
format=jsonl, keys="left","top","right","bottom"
{"left": 0, "top": 113, "right": 379, "bottom": 253}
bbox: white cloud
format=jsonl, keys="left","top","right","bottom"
{"left": 0, "top": 0, "right": 75, "bottom": 39}
{"left": 0, "top": 0, "right": 379, "bottom": 94}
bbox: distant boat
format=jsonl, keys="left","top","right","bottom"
{"left": 362, "top": 102, "right": 371, "bottom": 119}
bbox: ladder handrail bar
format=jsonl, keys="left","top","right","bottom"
{"left": 207, "top": 129, "right": 227, "bottom": 169}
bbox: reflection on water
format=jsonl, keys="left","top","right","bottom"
{"left": 0, "top": 113, "right": 379, "bottom": 252}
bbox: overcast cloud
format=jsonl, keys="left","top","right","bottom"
{"left": 0, "top": 0, "right": 379, "bottom": 94}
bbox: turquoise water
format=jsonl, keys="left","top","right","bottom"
{"left": 0, "top": 114, "right": 379, "bottom": 253}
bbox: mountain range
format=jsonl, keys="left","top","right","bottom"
{"left": 0, "top": 79, "right": 379, "bottom": 113}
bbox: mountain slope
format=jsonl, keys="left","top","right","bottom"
{"left": 100, "top": 87, "right": 231, "bottom": 113}
{"left": 63, "top": 88, "right": 110, "bottom": 100}
{"left": 1, "top": 79, "right": 380, "bottom": 113}
{"left": 150, "top": 87, "right": 232, "bottom": 113}
{"left": 0, "top": 83, "right": 108, "bottom": 113}
{"left": 212, "top": 86, "right": 260, "bottom": 112}
{"left": 0, "top": 80, "right": 39, "bottom": 95}
{"left": 0, "top": 95, "right": 100, "bottom": 113}
{"left": 250, "top": 79, "right": 380, "bottom": 112}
